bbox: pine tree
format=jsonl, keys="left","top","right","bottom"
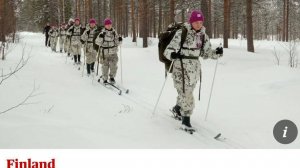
{"left": 246, "top": 0, "right": 254, "bottom": 52}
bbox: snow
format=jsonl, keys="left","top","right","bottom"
{"left": 0, "top": 32, "right": 299, "bottom": 148}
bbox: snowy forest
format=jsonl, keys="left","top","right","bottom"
{"left": 0, "top": 0, "right": 300, "bottom": 148}
{"left": 1, "top": 0, "right": 300, "bottom": 50}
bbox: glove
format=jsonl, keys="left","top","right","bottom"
{"left": 118, "top": 37, "right": 123, "bottom": 42}
{"left": 216, "top": 47, "right": 223, "bottom": 55}
{"left": 171, "top": 52, "right": 184, "bottom": 59}
{"left": 99, "top": 32, "right": 106, "bottom": 38}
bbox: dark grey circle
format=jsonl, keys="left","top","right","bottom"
{"left": 273, "top": 120, "right": 298, "bottom": 144}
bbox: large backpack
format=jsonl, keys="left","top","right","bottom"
{"left": 158, "top": 22, "right": 188, "bottom": 73}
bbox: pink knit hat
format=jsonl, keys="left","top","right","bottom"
{"left": 89, "top": 18, "right": 96, "bottom": 24}
{"left": 75, "top": 18, "right": 80, "bottom": 22}
{"left": 104, "top": 18, "right": 112, "bottom": 25}
{"left": 189, "top": 10, "right": 204, "bottom": 23}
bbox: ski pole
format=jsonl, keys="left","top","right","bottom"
{"left": 120, "top": 44, "right": 123, "bottom": 85}
{"left": 204, "top": 44, "right": 222, "bottom": 121}
{"left": 93, "top": 47, "right": 101, "bottom": 84}
{"left": 96, "top": 47, "right": 101, "bottom": 76}
{"left": 82, "top": 42, "right": 87, "bottom": 77}
{"left": 152, "top": 61, "right": 174, "bottom": 116}
{"left": 66, "top": 37, "right": 71, "bottom": 63}
{"left": 198, "top": 68, "right": 202, "bottom": 101}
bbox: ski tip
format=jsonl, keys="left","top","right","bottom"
{"left": 214, "top": 133, "right": 222, "bottom": 139}
{"left": 125, "top": 89, "right": 129, "bottom": 94}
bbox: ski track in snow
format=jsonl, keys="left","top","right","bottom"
{"left": 0, "top": 32, "right": 300, "bottom": 148}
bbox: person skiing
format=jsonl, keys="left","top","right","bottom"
{"left": 58, "top": 23, "right": 67, "bottom": 53}
{"left": 65, "top": 18, "right": 74, "bottom": 57}
{"left": 48, "top": 25, "right": 59, "bottom": 52}
{"left": 67, "top": 18, "right": 85, "bottom": 65}
{"left": 43, "top": 23, "right": 51, "bottom": 47}
{"left": 95, "top": 18, "right": 122, "bottom": 84}
{"left": 81, "top": 18, "right": 99, "bottom": 76}
{"left": 164, "top": 10, "right": 223, "bottom": 132}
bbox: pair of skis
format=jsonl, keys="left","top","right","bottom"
{"left": 170, "top": 109, "right": 225, "bottom": 140}
{"left": 97, "top": 77, "right": 129, "bottom": 96}
{"left": 180, "top": 127, "right": 223, "bottom": 141}
{"left": 179, "top": 124, "right": 225, "bottom": 141}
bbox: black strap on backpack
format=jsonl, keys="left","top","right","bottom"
{"left": 178, "top": 27, "right": 187, "bottom": 94}
{"left": 198, "top": 33, "right": 206, "bottom": 101}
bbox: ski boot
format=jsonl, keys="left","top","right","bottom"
{"left": 181, "top": 116, "right": 195, "bottom": 134}
{"left": 171, "top": 105, "right": 182, "bottom": 120}
{"left": 109, "top": 78, "right": 116, "bottom": 84}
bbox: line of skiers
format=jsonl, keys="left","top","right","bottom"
{"left": 43, "top": 10, "right": 223, "bottom": 133}
{"left": 43, "top": 17, "right": 122, "bottom": 84}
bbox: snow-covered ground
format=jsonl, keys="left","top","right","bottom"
{"left": 0, "top": 32, "right": 299, "bottom": 148}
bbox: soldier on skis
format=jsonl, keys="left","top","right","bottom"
{"left": 95, "top": 18, "right": 122, "bottom": 84}
{"left": 81, "top": 18, "right": 99, "bottom": 76}
{"left": 164, "top": 10, "right": 223, "bottom": 132}
{"left": 67, "top": 18, "right": 85, "bottom": 65}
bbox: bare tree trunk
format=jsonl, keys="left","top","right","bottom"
{"left": 97, "top": 0, "right": 101, "bottom": 23}
{"left": 77, "top": 0, "right": 81, "bottom": 19}
{"left": 0, "top": 0, "right": 5, "bottom": 60}
{"left": 223, "top": 0, "right": 229, "bottom": 48}
{"left": 136, "top": 0, "right": 139, "bottom": 37}
{"left": 75, "top": 0, "right": 78, "bottom": 17}
{"left": 0, "top": 0, "right": 5, "bottom": 43}
{"left": 202, "top": 0, "right": 212, "bottom": 37}
{"left": 169, "top": 0, "right": 175, "bottom": 23}
{"left": 113, "top": 0, "right": 116, "bottom": 28}
{"left": 116, "top": 0, "right": 120, "bottom": 34}
{"left": 164, "top": 10, "right": 169, "bottom": 29}
{"left": 109, "top": 0, "right": 112, "bottom": 18}
{"left": 148, "top": 3, "right": 152, "bottom": 37}
{"left": 90, "top": 0, "right": 93, "bottom": 18}
{"left": 62, "top": 0, "right": 65, "bottom": 23}
{"left": 142, "top": 0, "right": 148, "bottom": 48}
{"left": 84, "top": 0, "right": 88, "bottom": 23}
{"left": 57, "top": 0, "right": 61, "bottom": 26}
{"left": 153, "top": 1, "right": 156, "bottom": 38}
{"left": 131, "top": 0, "right": 136, "bottom": 42}
{"left": 158, "top": 0, "right": 162, "bottom": 34}
{"left": 246, "top": 0, "right": 254, "bottom": 52}
{"left": 208, "top": 0, "right": 212, "bottom": 36}
{"left": 103, "top": 0, "right": 107, "bottom": 19}
{"left": 285, "top": 0, "right": 289, "bottom": 42}
{"left": 125, "top": 0, "right": 129, "bottom": 37}
{"left": 138, "top": 0, "right": 143, "bottom": 38}
{"left": 120, "top": 0, "right": 123, "bottom": 35}
{"left": 283, "top": 0, "right": 286, "bottom": 41}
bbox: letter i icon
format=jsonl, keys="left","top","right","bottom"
{"left": 283, "top": 126, "right": 288, "bottom": 138}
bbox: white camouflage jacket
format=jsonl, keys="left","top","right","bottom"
{"left": 164, "top": 23, "right": 219, "bottom": 86}
{"left": 67, "top": 25, "right": 83, "bottom": 45}
{"left": 48, "top": 28, "right": 58, "bottom": 38}
{"left": 95, "top": 28, "right": 120, "bottom": 55}
{"left": 164, "top": 23, "right": 218, "bottom": 60}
